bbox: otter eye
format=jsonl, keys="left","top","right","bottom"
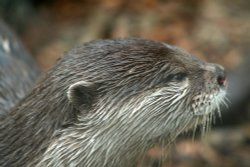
{"left": 168, "top": 72, "right": 187, "bottom": 82}
{"left": 159, "top": 72, "right": 187, "bottom": 85}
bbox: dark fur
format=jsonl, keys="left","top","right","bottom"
{"left": 0, "top": 38, "right": 226, "bottom": 167}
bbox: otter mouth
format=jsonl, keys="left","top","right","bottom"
{"left": 188, "top": 87, "right": 228, "bottom": 136}
{"left": 192, "top": 88, "right": 227, "bottom": 116}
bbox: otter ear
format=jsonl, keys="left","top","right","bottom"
{"left": 67, "top": 81, "right": 96, "bottom": 111}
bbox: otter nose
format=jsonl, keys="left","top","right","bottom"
{"left": 203, "top": 63, "right": 226, "bottom": 86}
{"left": 217, "top": 74, "right": 226, "bottom": 86}
{"left": 215, "top": 65, "right": 226, "bottom": 86}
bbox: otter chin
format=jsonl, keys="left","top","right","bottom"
{"left": 0, "top": 38, "right": 227, "bottom": 167}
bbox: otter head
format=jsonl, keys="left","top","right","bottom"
{"left": 40, "top": 38, "right": 227, "bottom": 166}
{"left": 66, "top": 39, "right": 227, "bottom": 140}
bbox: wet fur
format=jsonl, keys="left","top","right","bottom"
{"left": 0, "top": 38, "right": 227, "bottom": 167}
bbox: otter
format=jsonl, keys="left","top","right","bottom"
{"left": 0, "top": 38, "right": 227, "bottom": 167}
{"left": 0, "top": 20, "right": 39, "bottom": 115}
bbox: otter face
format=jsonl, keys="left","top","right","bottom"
{"left": 36, "top": 39, "right": 228, "bottom": 167}
{"left": 66, "top": 39, "right": 227, "bottom": 145}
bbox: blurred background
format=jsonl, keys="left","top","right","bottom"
{"left": 0, "top": 0, "right": 250, "bottom": 166}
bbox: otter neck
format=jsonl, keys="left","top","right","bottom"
{"left": 38, "top": 83, "right": 195, "bottom": 166}
{"left": 82, "top": 124, "right": 149, "bottom": 166}
{"left": 39, "top": 116, "right": 154, "bottom": 167}
{"left": 39, "top": 110, "right": 194, "bottom": 167}
{"left": 0, "top": 78, "right": 75, "bottom": 166}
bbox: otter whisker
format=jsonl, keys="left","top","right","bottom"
{"left": 201, "top": 115, "right": 207, "bottom": 138}
{"left": 192, "top": 117, "right": 199, "bottom": 141}
{"left": 221, "top": 97, "right": 229, "bottom": 109}
{"left": 214, "top": 100, "right": 222, "bottom": 121}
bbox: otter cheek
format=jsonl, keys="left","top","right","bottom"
{"left": 180, "top": 79, "right": 189, "bottom": 89}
